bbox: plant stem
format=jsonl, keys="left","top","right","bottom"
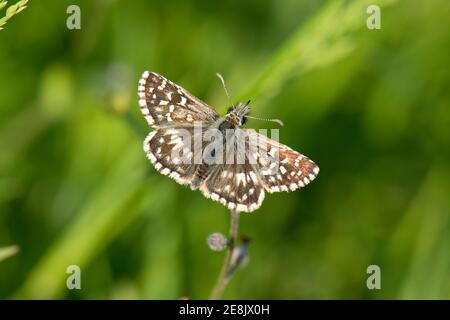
{"left": 209, "top": 209, "right": 240, "bottom": 299}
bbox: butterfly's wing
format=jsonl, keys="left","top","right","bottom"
{"left": 200, "top": 164, "right": 266, "bottom": 213}
{"left": 247, "top": 130, "right": 319, "bottom": 193}
{"left": 144, "top": 125, "right": 208, "bottom": 186}
{"left": 138, "top": 71, "right": 220, "bottom": 128}
{"left": 139, "top": 71, "right": 220, "bottom": 185}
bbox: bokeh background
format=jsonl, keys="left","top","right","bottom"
{"left": 1, "top": 0, "right": 449, "bottom": 299}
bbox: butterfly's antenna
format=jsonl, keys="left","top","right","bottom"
{"left": 244, "top": 115, "right": 284, "bottom": 127}
{"left": 216, "top": 73, "right": 232, "bottom": 106}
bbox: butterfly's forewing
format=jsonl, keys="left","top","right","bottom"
{"left": 247, "top": 130, "right": 319, "bottom": 193}
{"left": 138, "top": 71, "right": 219, "bottom": 128}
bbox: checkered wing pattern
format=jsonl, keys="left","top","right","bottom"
{"left": 200, "top": 163, "right": 265, "bottom": 213}
{"left": 143, "top": 126, "right": 207, "bottom": 186}
{"left": 138, "top": 71, "right": 219, "bottom": 128}
{"left": 248, "top": 130, "right": 319, "bottom": 193}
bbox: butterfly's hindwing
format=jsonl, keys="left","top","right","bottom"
{"left": 144, "top": 128, "right": 197, "bottom": 186}
{"left": 138, "top": 71, "right": 219, "bottom": 128}
{"left": 200, "top": 163, "right": 265, "bottom": 213}
{"left": 144, "top": 125, "right": 216, "bottom": 186}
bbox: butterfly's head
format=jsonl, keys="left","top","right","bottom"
{"left": 226, "top": 100, "right": 251, "bottom": 126}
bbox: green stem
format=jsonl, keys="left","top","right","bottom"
{"left": 209, "top": 209, "right": 240, "bottom": 299}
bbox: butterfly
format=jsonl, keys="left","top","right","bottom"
{"left": 138, "top": 71, "right": 319, "bottom": 212}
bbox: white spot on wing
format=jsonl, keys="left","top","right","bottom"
{"left": 236, "top": 204, "right": 248, "bottom": 212}
{"left": 211, "top": 193, "right": 219, "bottom": 201}
{"left": 236, "top": 173, "right": 246, "bottom": 186}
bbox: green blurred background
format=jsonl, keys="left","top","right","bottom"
{"left": 1, "top": 0, "right": 449, "bottom": 299}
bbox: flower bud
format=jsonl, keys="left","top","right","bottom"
{"left": 207, "top": 232, "right": 228, "bottom": 252}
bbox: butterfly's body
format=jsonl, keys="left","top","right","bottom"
{"left": 138, "top": 71, "right": 319, "bottom": 212}
{"left": 224, "top": 102, "right": 250, "bottom": 127}
{"left": 192, "top": 104, "right": 250, "bottom": 187}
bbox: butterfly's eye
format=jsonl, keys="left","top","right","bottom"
{"left": 227, "top": 106, "right": 234, "bottom": 113}
{"left": 241, "top": 116, "right": 248, "bottom": 125}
